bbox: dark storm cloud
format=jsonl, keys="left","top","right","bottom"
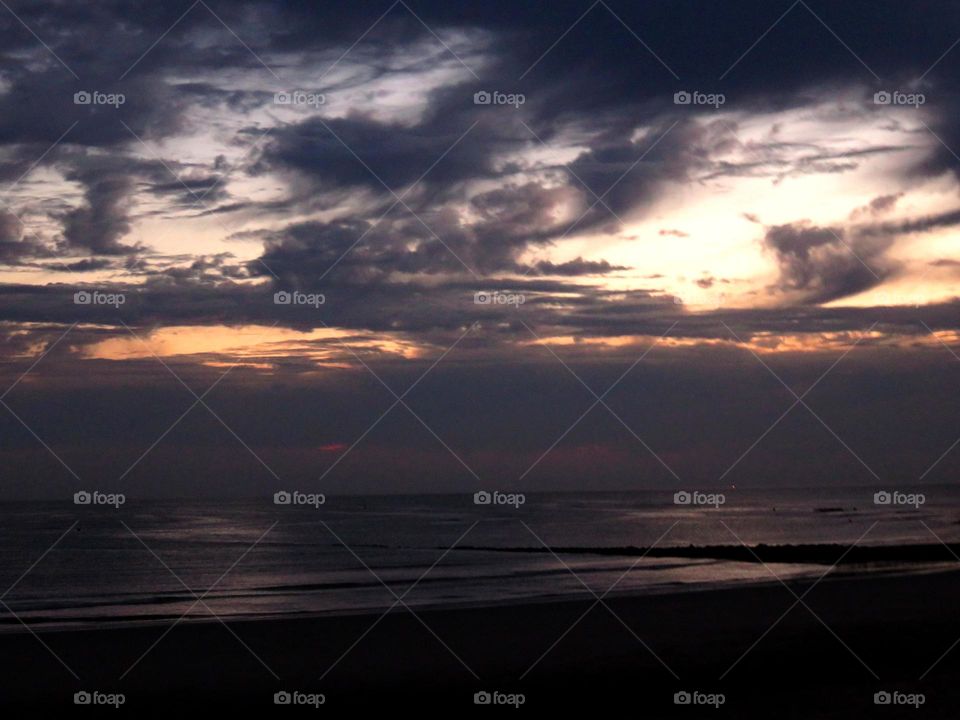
{"left": 14, "top": 148, "right": 235, "bottom": 259}
{"left": 2, "top": 274, "right": 958, "bottom": 348}
{"left": 254, "top": 219, "right": 384, "bottom": 282}
{"left": 465, "top": 182, "right": 592, "bottom": 271}
{"left": 60, "top": 170, "right": 137, "bottom": 255}
{"left": 757, "top": 204, "right": 960, "bottom": 304}
{"left": 862, "top": 207, "right": 960, "bottom": 238}
{"left": 34, "top": 257, "right": 116, "bottom": 272}
{"left": 250, "top": 177, "right": 603, "bottom": 280}
{"left": 257, "top": 113, "right": 500, "bottom": 193}
{"left": 526, "top": 258, "right": 629, "bottom": 276}
{"left": 3, "top": 0, "right": 959, "bottom": 267}
{"left": 763, "top": 221, "right": 895, "bottom": 304}
{"left": 0, "top": 211, "right": 48, "bottom": 263}
{"left": 0, "top": 0, "right": 955, "bottom": 284}
{"left": 564, "top": 119, "right": 711, "bottom": 216}
{"left": 235, "top": 0, "right": 960, "bottom": 297}
{"left": 0, "top": 66, "right": 194, "bottom": 149}
{"left": 771, "top": 204, "right": 960, "bottom": 301}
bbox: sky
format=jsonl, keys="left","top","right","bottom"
{"left": 1, "top": 0, "right": 959, "bottom": 498}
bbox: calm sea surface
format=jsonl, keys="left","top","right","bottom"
{"left": 0, "top": 487, "right": 957, "bottom": 631}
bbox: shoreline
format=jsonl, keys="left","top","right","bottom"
{"left": 1, "top": 559, "right": 956, "bottom": 636}
{"left": 1, "top": 566, "right": 958, "bottom": 714}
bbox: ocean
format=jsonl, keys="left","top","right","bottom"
{"left": 0, "top": 486, "right": 957, "bottom": 632}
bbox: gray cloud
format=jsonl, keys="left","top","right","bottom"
{"left": 59, "top": 169, "right": 138, "bottom": 255}
{"left": 763, "top": 221, "right": 895, "bottom": 304}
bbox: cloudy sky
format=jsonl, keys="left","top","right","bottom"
{"left": 1, "top": 0, "right": 959, "bottom": 498}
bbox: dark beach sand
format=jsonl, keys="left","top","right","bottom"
{"left": 1, "top": 567, "right": 958, "bottom": 716}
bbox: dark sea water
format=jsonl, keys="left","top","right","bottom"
{"left": 0, "top": 486, "right": 957, "bottom": 631}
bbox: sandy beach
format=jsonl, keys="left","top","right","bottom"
{"left": 1, "top": 565, "right": 957, "bottom": 715}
